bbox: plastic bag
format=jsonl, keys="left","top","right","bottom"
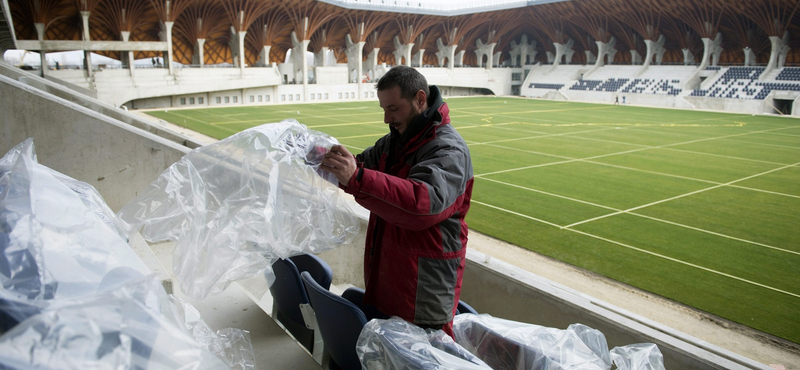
{"left": 357, "top": 317, "right": 493, "bottom": 370}
{"left": 0, "top": 139, "right": 254, "bottom": 370}
{"left": 0, "top": 139, "right": 151, "bottom": 327}
{"left": 611, "top": 343, "right": 666, "bottom": 370}
{"left": 118, "top": 119, "right": 360, "bottom": 300}
{"left": 453, "top": 314, "right": 666, "bottom": 370}
{"left": 452, "top": 314, "right": 610, "bottom": 370}
{"left": 0, "top": 276, "right": 229, "bottom": 370}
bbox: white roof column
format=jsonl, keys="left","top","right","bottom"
{"left": 491, "top": 50, "right": 500, "bottom": 67}
{"left": 314, "top": 29, "right": 329, "bottom": 67}
{"left": 435, "top": 37, "right": 457, "bottom": 69}
{"left": 549, "top": 37, "right": 574, "bottom": 71}
{"left": 365, "top": 47, "right": 380, "bottom": 81}
{"left": 698, "top": 32, "right": 722, "bottom": 69}
{"left": 345, "top": 34, "right": 365, "bottom": 96}
{"left": 413, "top": 48, "right": 424, "bottom": 67}
{"left": 682, "top": 47, "right": 695, "bottom": 65}
{"left": 457, "top": 50, "right": 466, "bottom": 67}
{"left": 510, "top": 35, "right": 536, "bottom": 67}
{"left": 236, "top": 30, "right": 246, "bottom": 74}
{"left": 120, "top": 31, "right": 135, "bottom": 77}
{"left": 475, "top": 37, "right": 496, "bottom": 70}
{"left": 392, "top": 36, "right": 414, "bottom": 67}
{"left": 585, "top": 49, "right": 596, "bottom": 64}
{"left": 34, "top": 23, "right": 46, "bottom": 78}
{"left": 290, "top": 31, "right": 310, "bottom": 97}
{"left": 314, "top": 46, "right": 329, "bottom": 66}
{"left": 80, "top": 11, "right": 93, "bottom": 80}
{"left": 763, "top": 32, "right": 790, "bottom": 78}
{"left": 638, "top": 35, "right": 665, "bottom": 76}
{"left": 412, "top": 34, "right": 424, "bottom": 67}
{"left": 194, "top": 39, "right": 206, "bottom": 67}
{"left": 584, "top": 37, "right": 616, "bottom": 78}
{"left": 159, "top": 21, "right": 174, "bottom": 75}
{"left": 743, "top": 46, "right": 756, "bottom": 67}
{"left": 630, "top": 47, "right": 642, "bottom": 64}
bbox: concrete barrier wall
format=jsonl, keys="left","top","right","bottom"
{"left": 0, "top": 73, "right": 189, "bottom": 211}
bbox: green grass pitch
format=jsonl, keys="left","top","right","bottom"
{"left": 147, "top": 97, "right": 800, "bottom": 344}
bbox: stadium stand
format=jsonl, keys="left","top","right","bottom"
{"left": 690, "top": 66, "right": 800, "bottom": 100}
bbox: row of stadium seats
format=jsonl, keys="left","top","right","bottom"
{"left": 529, "top": 83, "right": 565, "bottom": 90}
{"left": 691, "top": 67, "right": 800, "bottom": 100}
{"left": 776, "top": 67, "right": 800, "bottom": 81}
{"left": 568, "top": 78, "right": 680, "bottom": 95}
{"left": 568, "top": 78, "right": 629, "bottom": 92}
{"left": 621, "top": 79, "right": 682, "bottom": 96}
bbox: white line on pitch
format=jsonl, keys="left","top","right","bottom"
{"left": 476, "top": 177, "right": 800, "bottom": 256}
{"left": 563, "top": 161, "right": 800, "bottom": 229}
{"left": 471, "top": 200, "right": 800, "bottom": 299}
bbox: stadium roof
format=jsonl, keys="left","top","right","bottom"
{"left": 317, "top": 0, "right": 572, "bottom": 16}
{"left": 3, "top": 0, "right": 799, "bottom": 67}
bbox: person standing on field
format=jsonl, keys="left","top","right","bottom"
{"left": 320, "top": 66, "right": 474, "bottom": 337}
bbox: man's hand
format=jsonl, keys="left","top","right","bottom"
{"left": 320, "top": 145, "right": 357, "bottom": 186}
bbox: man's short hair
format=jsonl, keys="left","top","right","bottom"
{"left": 376, "top": 66, "right": 429, "bottom": 101}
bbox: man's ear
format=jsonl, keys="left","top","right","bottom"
{"left": 415, "top": 89, "right": 427, "bottom": 109}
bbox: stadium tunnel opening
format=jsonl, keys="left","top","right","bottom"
{"left": 772, "top": 99, "right": 793, "bottom": 115}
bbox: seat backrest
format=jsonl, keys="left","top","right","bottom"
{"left": 301, "top": 271, "right": 368, "bottom": 370}
{"left": 270, "top": 254, "right": 332, "bottom": 325}
{"left": 456, "top": 300, "right": 478, "bottom": 315}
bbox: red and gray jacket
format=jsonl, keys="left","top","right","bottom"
{"left": 342, "top": 85, "right": 474, "bottom": 328}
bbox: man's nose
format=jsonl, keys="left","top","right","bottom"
{"left": 384, "top": 113, "right": 390, "bottom": 123}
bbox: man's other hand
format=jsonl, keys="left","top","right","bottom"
{"left": 320, "top": 145, "right": 357, "bottom": 186}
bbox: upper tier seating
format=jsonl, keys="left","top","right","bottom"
{"left": 776, "top": 67, "right": 800, "bottom": 81}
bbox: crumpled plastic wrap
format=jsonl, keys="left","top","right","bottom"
{"left": 356, "top": 317, "right": 493, "bottom": 370}
{"left": 610, "top": 343, "right": 665, "bottom": 370}
{"left": 0, "top": 139, "right": 151, "bottom": 326}
{"left": 453, "top": 314, "right": 666, "bottom": 370}
{"left": 0, "top": 276, "right": 228, "bottom": 370}
{"left": 0, "top": 139, "right": 253, "bottom": 370}
{"left": 118, "top": 119, "right": 361, "bottom": 300}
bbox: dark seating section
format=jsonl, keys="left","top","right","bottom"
{"left": 776, "top": 67, "right": 800, "bottom": 81}
{"left": 529, "top": 83, "right": 565, "bottom": 90}
{"left": 621, "top": 78, "right": 682, "bottom": 96}
{"left": 269, "top": 254, "right": 332, "bottom": 355}
{"left": 691, "top": 66, "right": 800, "bottom": 100}
{"left": 569, "top": 78, "right": 630, "bottom": 93}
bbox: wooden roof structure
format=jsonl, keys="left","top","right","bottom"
{"left": 7, "top": 0, "right": 800, "bottom": 66}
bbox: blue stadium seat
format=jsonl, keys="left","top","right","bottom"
{"left": 301, "top": 271, "right": 367, "bottom": 370}
{"left": 270, "top": 254, "right": 332, "bottom": 359}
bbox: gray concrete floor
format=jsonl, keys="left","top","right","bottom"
{"left": 149, "top": 242, "right": 323, "bottom": 370}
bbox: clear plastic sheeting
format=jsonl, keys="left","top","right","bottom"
{"left": 0, "top": 139, "right": 253, "bottom": 370}
{"left": 611, "top": 344, "right": 666, "bottom": 370}
{"left": 453, "top": 314, "right": 665, "bottom": 370}
{"left": 0, "top": 139, "right": 151, "bottom": 327}
{"left": 167, "top": 296, "right": 255, "bottom": 370}
{"left": 118, "top": 119, "right": 361, "bottom": 300}
{"left": 0, "top": 276, "right": 229, "bottom": 370}
{"left": 357, "top": 317, "right": 493, "bottom": 370}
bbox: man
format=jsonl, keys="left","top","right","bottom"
{"left": 320, "top": 66, "right": 473, "bottom": 336}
